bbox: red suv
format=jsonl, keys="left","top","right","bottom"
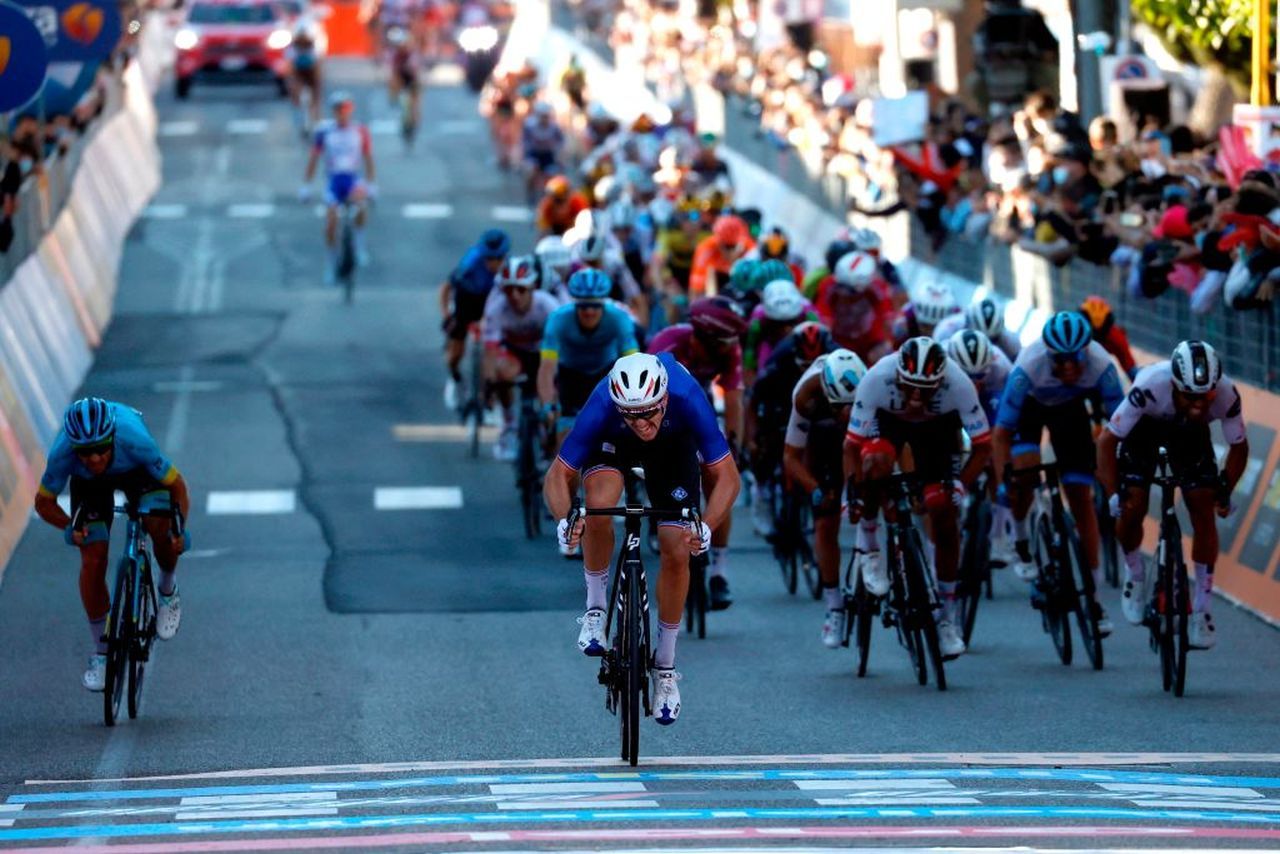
{"left": 173, "top": 0, "right": 293, "bottom": 98}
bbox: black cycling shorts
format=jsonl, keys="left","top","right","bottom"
{"left": 874, "top": 410, "right": 962, "bottom": 484}
{"left": 71, "top": 469, "right": 170, "bottom": 544}
{"left": 447, "top": 289, "right": 489, "bottom": 341}
{"left": 557, "top": 365, "right": 609, "bottom": 419}
{"left": 1011, "top": 397, "right": 1096, "bottom": 479}
{"left": 1118, "top": 417, "right": 1219, "bottom": 492}
{"left": 583, "top": 428, "right": 702, "bottom": 520}
{"left": 805, "top": 419, "right": 846, "bottom": 516}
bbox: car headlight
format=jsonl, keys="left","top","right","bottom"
{"left": 458, "top": 25, "right": 498, "bottom": 53}
{"left": 174, "top": 27, "right": 200, "bottom": 50}
{"left": 267, "top": 28, "right": 293, "bottom": 50}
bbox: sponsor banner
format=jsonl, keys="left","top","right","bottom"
{"left": 14, "top": 0, "right": 120, "bottom": 63}
{"left": 0, "top": 0, "right": 49, "bottom": 111}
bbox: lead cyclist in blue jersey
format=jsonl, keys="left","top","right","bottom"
{"left": 544, "top": 352, "right": 741, "bottom": 726}
{"left": 32, "top": 399, "right": 192, "bottom": 692}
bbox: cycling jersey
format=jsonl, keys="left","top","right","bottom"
{"left": 965, "top": 345, "right": 1013, "bottom": 423}
{"left": 482, "top": 289, "right": 560, "bottom": 353}
{"left": 523, "top": 117, "right": 564, "bottom": 156}
{"left": 1106, "top": 361, "right": 1245, "bottom": 445}
{"left": 540, "top": 301, "right": 639, "bottom": 374}
{"left": 449, "top": 247, "right": 501, "bottom": 298}
{"left": 812, "top": 277, "right": 895, "bottom": 359}
{"left": 689, "top": 234, "right": 756, "bottom": 296}
{"left": 313, "top": 121, "right": 371, "bottom": 205}
{"left": 847, "top": 356, "right": 990, "bottom": 444}
{"left": 932, "top": 313, "right": 1022, "bottom": 361}
{"left": 648, "top": 323, "right": 743, "bottom": 391}
{"left": 995, "top": 339, "right": 1125, "bottom": 431}
{"left": 784, "top": 358, "right": 842, "bottom": 449}
{"left": 288, "top": 38, "right": 318, "bottom": 71}
{"left": 40, "top": 404, "right": 177, "bottom": 497}
{"left": 743, "top": 304, "right": 819, "bottom": 373}
{"left": 558, "top": 352, "right": 731, "bottom": 472}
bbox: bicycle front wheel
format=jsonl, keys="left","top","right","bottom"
{"left": 128, "top": 554, "right": 157, "bottom": 720}
{"left": 959, "top": 499, "right": 991, "bottom": 646}
{"left": 1167, "top": 523, "right": 1190, "bottom": 697}
{"left": 622, "top": 563, "right": 643, "bottom": 766}
{"left": 1066, "top": 529, "right": 1104, "bottom": 671}
{"left": 103, "top": 562, "right": 132, "bottom": 727}
{"left": 904, "top": 530, "right": 946, "bottom": 691}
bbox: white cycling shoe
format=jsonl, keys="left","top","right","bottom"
{"left": 1011, "top": 541, "right": 1038, "bottom": 581}
{"left": 493, "top": 429, "right": 517, "bottom": 462}
{"left": 855, "top": 549, "right": 889, "bottom": 596}
{"left": 576, "top": 608, "right": 606, "bottom": 656}
{"left": 651, "top": 667, "right": 681, "bottom": 725}
{"left": 1121, "top": 573, "right": 1148, "bottom": 626}
{"left": 1189, "top": 612, "right": 1217, "bottom": 649}
{"left": 821, "top": 609, "right": 845, "bottom": 649}
{"left": 443, "top": 378, "right": 459, "bottom": 411}
{"left": 157, "top": 589, "right": 182, "bottom": 641}
{"left": 751, "top": 486, "right": 774, "bottom": 537}
{"left": 936, "top": 619, "right": 966, "bottom": 660}
{"left": 989, "top": 536, "right": 1015, "bottom": 568}
{"left": 82, "top": 654, "right": 106, "bottom": 692}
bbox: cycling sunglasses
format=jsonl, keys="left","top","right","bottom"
{"left": 1050, "top": 351, "right": 1084, "bottom": 367}
{"left": 618, "top": 404, "right": 665, "bottom": 422}
{"left": 1175, "top": 387, "right": 1218, "bottom": 404}
{"left": 574, "top": 301, "right": 604, "bottom": 310}
{"left": 73, "top": 442, "right": 114, "bottom": 459}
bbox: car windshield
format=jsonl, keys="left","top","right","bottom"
{"left": 188, "top": 4, "right": 276, "bottom": 24}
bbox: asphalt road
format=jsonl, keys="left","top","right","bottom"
{"left": 0, "top": 56, "right": 1279, "bottom": 852}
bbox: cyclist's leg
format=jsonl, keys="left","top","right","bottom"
{"left": 640, "top": 435, "right": 702, "bottom": 667}
{"left": 70, "top": 476, "right": 114, "bottom": 655}
{"left": 581, "top": 465, "right": 624, "bottom": 609}
{"left": 808, "top": 426, "right": 843, "bottom": 597}
{"left": 1172, "top": 423, "right": 1220, "bottom": 616}
{"left": 134, "top": 478, "right": 177, "bottom": 592}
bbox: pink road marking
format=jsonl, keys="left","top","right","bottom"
{"left": 10, "top": 824, "right": 1280, "bottom": 853}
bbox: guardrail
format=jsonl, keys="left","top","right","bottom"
{"left": 1, "top": 124, "right": 93, "bottom": 285}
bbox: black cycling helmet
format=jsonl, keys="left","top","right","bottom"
{"left": 477, "top": 228, "right": 511, "bottom": 259}
{"left": 825, "top": 238, "right": 857, "bottom": 272}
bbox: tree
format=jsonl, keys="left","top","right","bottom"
{"left": 1130, "top": 0, "right": 1264, "bottom": 96}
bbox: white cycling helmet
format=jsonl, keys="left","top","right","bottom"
{"left": 1170, "top": 340, "right": 1222, "bottom": 394}
{"left": 819, "top": 348, "right": 868, "bottom": 404}
{"left": 965, "top": 297, "right": 1005, "bottom": 339}
{"left": 496, "top": 254, "right": 538, "bottom": 289}
{"left": 608, "top": 353, "right": 669, "bottom": 412}
{"left": 574, "top": 232, "right": 609, "bottom": 265}
{"left": 833, "top": 251, "right": 878, "bottom": 291}
{"left": 913, "top": 284, "right": 956, "bottom": 327}
{"left": 608, "top": 200, "right": 638, "bottom": 231}
{"left": 946, "top": 329, "right": 993, "bottom": 377}
{"left": 761, "top": 280, "right": 807, "bottom": 322}
{"left": 851, "top": 227, "right": 882, "bottom": 254}
{"left": 897, "top": 336, "right": 948, "bottom": 388}
{"left": 535, "top": 235, "right": 572, "bottom": 274}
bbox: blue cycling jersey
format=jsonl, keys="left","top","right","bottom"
{"left": 39, "top": 403, "right": 177, "bottom": 496}
{"left": 558, "top": 352, "right": 731, "bottom": 471}
{"left": 540, "top": 301, "right": 639, "bottom": 374}
{"left": 450, "top": 247, "right": 500, "bottom": 297}
{"left": 995, "top": 339, "right": 1124, "bottom": 430}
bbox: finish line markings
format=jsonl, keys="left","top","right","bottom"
{"left": 227, "top": 203, "right": 275, "bottom": 219}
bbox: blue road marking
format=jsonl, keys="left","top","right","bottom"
{"left": 11, "top": 767, "right": 1280, "bottom": 805}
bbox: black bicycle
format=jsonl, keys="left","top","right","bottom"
{"left": 844, "top": 473, "right": 947, "bottom": 690}
{"left": 956, "top": 474, "right": 993, "bottom": 646}
{"left": 569, "top": 500, "right": 700, "bottom": 766}
{"left": 513, "top": 379, "right": 546, "bottom": 539}
{"left": 770, "top": 485, "right": 821, "bottom": 600}
{"left": 334, "top": 200, "right": 361, "bottom": 304}
{"left": 97, "top": 502, "right": 183, "bottom": 726}
{"left": 1145, "top": 447, "right": 1192, "bottom": 697}
{"left": 1016, "top": 463, "right": 1105, "bottom": 671}
{"left": 684, "top": 552, "right": 708, "bottom": 639}
{"left": 458, "top": 323, "right": 487, "bottom": 459}
{"left": 1096, "top": 485, "right": 1121, "bottom": 588}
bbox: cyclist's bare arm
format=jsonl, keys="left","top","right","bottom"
{"left": 721, "top": 386, "right": 743, "bottom": 447}
{"left": 536, "top": 355, "right": 558, "bottom": 409}
{"left": 34, "top": 491, "right": 72, "bottom": 530}
{"left": 783, "top": 443, "right": 818, "bottom": 495}
{"left": 991, "top": 425, "right": 1015, "bottom": 486}
{"left": 303, "top": 147, "right": 321, "bottom": 183}
{"left": 438, "top": 279, "right": 453, "bottom": 318}
{"left": 1222, "top": 439, "right": 1249, "bottom": 495}
{"left": 700, "top": 455, "right": 740, "bottom": 531}
{"left": 958, "top": 438, "right": 991, "bottom": 488}
{"left": 1095, "top": 428, "right": 1121, "bottom": 498}
{"left": 543, "top": 457, "right": 581, "bottom": 521}
{"left": 362, "top": 147, "right": 376, "bottom": 183}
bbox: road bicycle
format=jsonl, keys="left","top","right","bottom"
{"left": 1016, "top": 462, "right": 1105, "bottom": 671}
{"left": 569, "top": 500, "right": 700, "bottom": 766}
{"left": 333, "top": 200, "right": 361, "bottom": 304}
{"left": 457, "top": 323, "right": 488, "bottom": 459}
{"left": 769, "top": 484, "right": 821, "bottom": 600}
{"left": 1144, "top": 447, "right": 1192, "bottom": 697}
{"left": 844, "top": 473, "right": 948, "bottom": 690}
{"left": 684, "top": 551, "right": 708, "bottom": 640}
{"left": 956, "top": 473, "right": 993, "bottom": 646}
{"left": 398, "top": 86, "right": 420, "bottom": 149}
{"left": 513, "top": 378, "right": 546, "bottom": 538}
{"left": 1096, "top": 485, "right": 1121, "bottom": 588}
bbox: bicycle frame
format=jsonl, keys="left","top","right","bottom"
{"left": 1149, "top": 447, "right": 1191, "bottom": 696}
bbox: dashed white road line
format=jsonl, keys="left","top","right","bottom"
{"left": 206, "top": 490, "right": 298, "bottom": 515}
{"left": 144, "top": 204, "right": 188, "bottom": 219}
{"left": 159, "top": 120, "right": 199, "bottom": 137}
{"left": 228, "top": 203, "right": 276, "bottom": 218}
{"left": 392, "top": 423, "right": 498, "bottom": 442}
{"left": 491, "top": 205, "right": 533, "bottom": 223}
{"left": 373, "top": 486, "right": 463, "bottom": 510}
{"left": 227, "top": 118, "right": 269, "bottom": 134}
{"left": 402, "top": 203, "right": 454, "bottom": 219}
{"left": 368, "top": 119, "right": 400, "bottom": 136}
{"left": 152, "top": 379, "right": 225, "bottom": 393}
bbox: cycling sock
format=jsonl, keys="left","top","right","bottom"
{"left": 159, "top": 570, "right": 177, "bottom": 597}
{"left": 654, "top": 620, "right": 680, "bottom": 669}
{"left": 584, "top": 567, "right": 608, "bottom": 611}
{"left": 1123, "top": 548, "right": 1145, "bottom": 582}
{"left": 937, "top": 581, "right": 957, "bottom": 621}
{"left": 823, "top": 585, "right": 843, "bottom": 611}
{"left": 1193, "top": 562, "right": 1214, "bottom": 612}
{"left": 1091, "top": 568, "right": 1104, "bottom": 600}
{"left": 991, "top": 505, "right": 1011, "bottom": 540}
{"left": 89, "top": 616, "right": 108, "bottom": 655}
{"left": 856, "top": 520, "right": 879, "bottom": 552}
{"left": 354, "top": 225, "right": 367, "bottom": 254}
{"left": 1012, "top": 514, "right": 1030, "bottom": 541}
{"left": 502, "top": 402, "right": 517, "bottom": 429}
{"left": 709, "top": 547, "right": 727, "bottom": 579}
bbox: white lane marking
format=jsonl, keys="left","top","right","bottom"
{"left": 179, "top": 792, "right": 339, "bottom": 806}
{"left": 163, "top": 366, "right": 196, "bottom": 454}
{"left": 228, "top": 203, "right": 276, "bottom": 218}
{"left": 176, "top": 806, "right": 339, "bottom": 820}
{"left": 1101, "top": 781, "right": 1280, "bottom": 810}
{"left": 427, "top": 64, "right": 463, "bottom": 85}
{"left": 206, "top": 490, "right": 297, "bottom": 515}
{"left": 180, "top": 549, "right": 228, "bottom": 560}
{"left": 369, "top": 118, "right": 400, "bottom": 136}
{"left": 393, "top": 423, "right": 499, "bottom": 442}
{"left": 176, "top": 792, "right": 338, "bottom": 819}
{"left": 152, "top": 380, "right": 224, "bottom": 393}
{"left": 489, "top": 782, "right": 647, "bottom": 795}
{"left": 794, "top": 779, "right": 961, "bottom": 791}
{"left": 402, "top": 203, "right": 454, "bottom": 219}
{"left": 144, "top": 204, "right": 188, "bottom": 219}
{"left": 373, "top": 486, "right": 463, "bottom": 511}
{"left": 801, "top": 778, "right": 980, "bottom": 806}
{"left": 814, "top": 796, "right": 981, "bottom": 805}
{"left": 227, "top": 118, "right": 269, "bottom": 134}
{"left": 491, "top": 205, "right": 533, "bottom": 223}
{"left": 159, "top": 120, "right": 198, "bottom": 136}
{"left": 495, "top": 799, "right": 660, "bottom": 810}
{"left": 0, "top": 804, "right": 23, "bottom": 826}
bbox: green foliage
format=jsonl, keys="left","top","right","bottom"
{"left": 1130, "top": 0, "right": 1270, "bottom": 92}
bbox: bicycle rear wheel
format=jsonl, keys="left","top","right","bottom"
{"left": 959, "top": 499, "right": 991, "bottom": 645}
{"left": 103, "top": 562, "right": 132, "bottom": 727}
{"left": 1167, "top": 523, "right": 1190, "bottom": 697}
{"left": 1033, "top": 515, "right": 1072, "bottom": 666}
{"left": 517, "top": 412, "right": 541, "bottom": 539}
{"left": 1097, "top": 489, "right": 1120, "bottom": 588}
{"left": 796, "top": 500, "right": 821, "bottom": 600}
{"left": 775, "top": 491, "right": 798, "bottom": 595}
{"left": 685, "top": 554, "right": 707, "bottom": 639}
{"left": 905, "top": 530, "right": 946, "bottom": 691}
{"left": 853, "top": 587, "right": 874, "bottom": 679}
{"left": 128, "top": 554, "right": 156, "bottom": 720}
{"left": 338, "top": 219, "right": 356, "bottom": 304}
{"left": 1066, "top": 529, "right": 1104, "bottom": 671}
{"left": 467, "top": 341, "right": 483, "bottom": 459}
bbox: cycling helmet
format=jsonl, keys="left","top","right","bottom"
{"left": 762, "top": 280, "right": 807, "bottom": 322}
{"left": 752, "top": 259, "right": 793, "bottom": 291}
{"left": 897, "top": 336, "right": 948, "bottom": 388}
{"left": 567, "top": 268, "right": 612, "bottom": 301}
{"left": 824, "top": 238, "right": 856, "bottom": 272}
{"left": 1080, "top": 295, "right": 1113, "bottom": 330}
{"left": 1041, "top": 310, "right": 1093, "bottom": 354}
{"left": 496, "top": 254, "right": 538, "bottom": 289}
{"left": 1170, "top": 340, "right": 1222, "bottom": 394}
{"left": 712, "top": 215, "right": 748, "bottom": 247}
{"left": 546, "top": 175, "right": 571, "bottom": 198}
{"left": 833, "top": 251, "right": 878, "bottom": 291}
{"left": 385, "top": 25, "right": 409, "bottom": 46}
{"left": 535, "top": 235, "right": 572, "bottom": 274}
{"left": 477, "top": 228, "right": 511, "bottom": 259}
{"left": 947, "top": 330, "right": 993, "bottom": 377}
{"left": 791, "top": 320, "right": 833, "bottom": 367}
{"left": 727, "top": 258, "right": 759, "bottom": 294}
{"left": 965, "top": 297, "right": 1005, "bottom": 339}
{"left": 851, "top": 227, "right": 882, "bottom": 254}
{"left": 328, "top": 90, "right": 354, "bottom": 110}
{"left": 64, "top": 397, "right": 116, "bottom": 448}
{"left": 608, "top": 200, "right": 637, "bottom": 230}
{"left": 689, "top": 296, "right": 749, "bottom": 340}
{"left": 912, "top": 284, "right": 956, "bottom": 327}
{"left": 608, "top": 353, "right": 669, "bottom": 412}
{"left": 819, "top": 348, "right": 868, "bottom": 404}
{"left": 761, "top": 226, "right": 789, "bottom": 259}
{"left": 574, "top": 232, "right": 609, "bottom": 265}
{"left": 593, "top": 175, "right": 619, "bottom": 206}
{"left": 532, "top": 101, "right": 554, "bottom": 117}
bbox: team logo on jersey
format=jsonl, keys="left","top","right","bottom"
{"left": 671, "top": 487, "right": 688, "bottom": 501}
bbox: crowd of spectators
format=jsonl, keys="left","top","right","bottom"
{"left": 584, "top": 0, "right": 1280, "bottom": 315}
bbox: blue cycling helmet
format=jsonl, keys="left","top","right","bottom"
{"left": 1042, "top": 310, "right": 1093, "bottom": 355}
{"left": 64, "top": 397, "right": 116, "bottom": 448}
{"left": 567, "top": 267, "right": 612, "bottom": 301}
{"left": 477, "top": 228, "right": 511, "bottom": 260}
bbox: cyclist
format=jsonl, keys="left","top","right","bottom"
{"left": 1080, "top": 294, "right": 1140, "bottom": 380}
{"left": 545, "top": 352, "right": 741, "bottom": 725}
{"left": 385, "top": 26, "right": 422, "bottom": 136}
{"left": 33, "top": 399, "right": 191, "bottom": 691}
{"left": 991, "top": 311, "right": 1125, "bottom": 634}
{"left": 751, "top": 226, "right": 805, "bottom": 283}
{"left": 560, "top": 53, "right": 588, "bottom": 111}
{"left": 801, "top": 236, "right": 856, "bottom": 301}
{"left": 523, "top": 101, "right": 566, "bottom": 200}
{"left": 746, "top": 321, "right": 836, "bottom": 535}
{"left": 484, "top": 255, "right": 562, "bottom": 461}
{"left": 650, "top": 201, "right": 709, "bottom": 320}
{"left": 932, "top": 297, "right": 1022, "bottom": 361}
{"left": 607, "top": 199, "right": 651, "bottom": 299}
{"left": 744, "top": 279, "right": 817, "bottom": 386}
{"left": 441, "top": 228, "right": 510, "bottom": 409}
{"left": 736, "top": 259, "right": 795, "bottom": 317}
{"left": 849, "top": 227, "right": 906, "bottom": 306}
{"left": 301, "top": 92, "right": 378, "bottom": 284}
{"left": 535, "top": 234, "right": 574, "bottom": 298}
{"left": 782, "top": 349, "right": 868, "bottom": 647}
{"left": 891, "top": 283, "right": 958, "bottom": 345}
{"left": 648, "top": 296, "right": 748, "bottom": 609}
{"left": 571, "top": 231, "right": 648, "bottom": 327}
{"left": 844, "top": 337, "right": 992, "bottom": 659}
{"left": 812, "top": 250, "right": 896, "bottom": 365}
{"left": 690, "top": 215, "right": 755, "bottom": 297}
{"left": 536, "top": 176, "right": 589, "bottom": 237}
{"left": 1096, "top": 341, "right": 1247, "bottom": 649}
{"left": 285, "top": 16, "right": 323, "bottom": 133}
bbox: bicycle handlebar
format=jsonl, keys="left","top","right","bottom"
{"left": 569, "top": 498, "right": 701, "bottom": 524}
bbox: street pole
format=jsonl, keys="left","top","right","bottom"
{"left": 1074, "top": 0, "right": 1103, "bottom": 121}
{"left": 1253, "top": 0, "right": 1272, "bottom": 106}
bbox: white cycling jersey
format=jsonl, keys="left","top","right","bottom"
{"left": 1105, "top": 361, "right": 1246, "bottom": 445}
{"left": 847, "top": 355, "right": 990, "bottom": 442}
{"left": 482, "top": 289, "right": 561, "bottom": 353}
{"left": 313, "top": 121, "right": 371, "bottom": 176}
{"left": 933, "top": 313, "right": 1022, "bottom": 360}
{"left": 784, "top": 358, "right": 827, "bottom": 448}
